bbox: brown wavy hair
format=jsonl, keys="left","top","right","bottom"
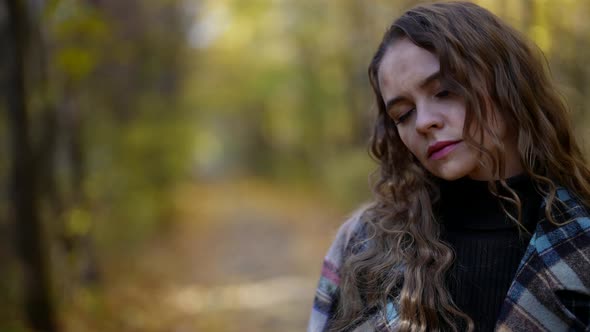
{"left": 330, "top": 2, "right": 590, "bottom": 331}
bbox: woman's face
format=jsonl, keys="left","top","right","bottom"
{"left": 377, "top": 38, "right": 522, "bottom": 181}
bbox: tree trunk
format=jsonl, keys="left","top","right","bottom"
{"left": 5, "top": 0, "right": 58, "bottom": 331}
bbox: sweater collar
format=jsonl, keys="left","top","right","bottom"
{"left": 436, "top": 174, "right": 541, "bottom": 231}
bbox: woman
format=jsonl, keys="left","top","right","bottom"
{"left": 308, "top": 2, "right": 590, "bottom": 332}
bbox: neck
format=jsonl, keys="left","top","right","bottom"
{"left": 467, "top": 144, "right": 523, "bottom": 181}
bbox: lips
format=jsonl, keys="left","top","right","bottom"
{"left": 427, "top": 140, "right": 462, "bottom": 160}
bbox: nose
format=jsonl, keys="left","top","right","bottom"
{"left": 415, "top": 102, "right": 443, "bottom": 134}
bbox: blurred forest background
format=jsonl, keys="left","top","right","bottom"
{"left": 1, "top": 0, "right": 589, "bottom": 331}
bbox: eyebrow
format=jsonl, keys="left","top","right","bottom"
{"left": 384, "top": 71, "right": 442, "bottom": 112}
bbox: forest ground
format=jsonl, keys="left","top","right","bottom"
{"left": 62, "top": 179, "right": 348, "bottom": 332}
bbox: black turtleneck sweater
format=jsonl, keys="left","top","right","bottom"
{"left": 436, "top": 174, "right": 542, "bottom": 332}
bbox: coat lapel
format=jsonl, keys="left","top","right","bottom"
{"left": 495, "top": 188, "right": 590, "bottom": 331}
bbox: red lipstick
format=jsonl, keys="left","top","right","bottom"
{"left": 427, "top": 140, "right": 462, "bottom": 160}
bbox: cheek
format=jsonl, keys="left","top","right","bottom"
{"left": 451, "top": 105, "right": 467, "bottom": 131}
{"left": 397, "top": 130, "right": 420, "bottom": 157}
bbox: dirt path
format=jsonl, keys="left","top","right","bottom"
{"left": 65, "top": 179, "right": 348, "bottom": 332}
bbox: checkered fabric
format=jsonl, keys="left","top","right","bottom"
{"left": 308, "top": 187, "right": 590, "bottom": 331}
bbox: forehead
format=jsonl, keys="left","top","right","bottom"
{"left": 377, "top": 38, "right": 440, "bottom": 97}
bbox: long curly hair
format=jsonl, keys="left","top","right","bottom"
{"left": 330, "top": 2, "right": 590, "bottom": 331}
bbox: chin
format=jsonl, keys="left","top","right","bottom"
{"left": 426, "top": 154, "right": 482, "bottom": 181}
{"left": 432, "top": 171, "right": 466, "bottom": 181}
{"left": 427, "top": 162, "right": 477, "bottom": 181}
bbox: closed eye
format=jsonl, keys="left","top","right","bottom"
{"left": 394, "top": 109, "right": 415, "bottom": 125}
{"left": 435, "top": 90, "right": 450, "bottom": 98}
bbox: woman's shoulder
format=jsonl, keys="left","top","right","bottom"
{"left": 533, "top": 186, "right": 590, "bottom": 249}
{"left": 325, "top": 203, "right": 374, "bottom": 265}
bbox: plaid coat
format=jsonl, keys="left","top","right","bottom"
{"left": 308, "top": 187, "right": 590, "bottom": 331}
